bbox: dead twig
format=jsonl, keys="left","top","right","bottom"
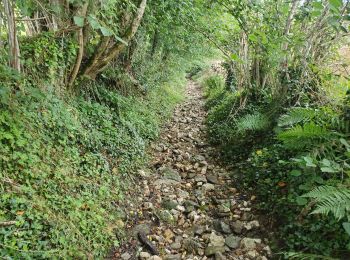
{"left": 0, "top": 221, "right": 16, "bottom": 227}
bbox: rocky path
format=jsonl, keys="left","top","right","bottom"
{"left": 115, "top": 80, "right": 271, "bottom": 260}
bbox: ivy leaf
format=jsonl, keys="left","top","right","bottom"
{"left": 87, "top": 16, "right": 101, "bottom": 30}
{"left": 290, "top": 170, "right": 302, "bottom": 177}
{"left": 321, "top": 166, "right": 337, "bottom": 173}
{"left": 73, "top": 16, "right": 85, "bottom": 27}
{"left": 343, "top": 222, "right": 350, "bottom": 236}
{"left": 248, "top": 34, "right": 258, "bottom": 43}
{"left": 296, "top": 197, "right": 307, "bottom": 206}
{"left": 100, "top": 27, "right": 113, "bottom": 37}
{"left": 231, "top": 53, "right": 239, "bottom": 61}
{"left": 329, "top": 0, "right": 342, "bottom": 9}
{"left": 340, "top": 138, "right": 350, "bottom": 148}
{"left": 304, "top": 156, "right": 316, "bottom": 167}
{"left": 313, "top": 2, "right": 324, "bottom": 10}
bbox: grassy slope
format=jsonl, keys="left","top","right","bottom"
{"left": 0, "top": 75, "right": 185, "bottom": 258}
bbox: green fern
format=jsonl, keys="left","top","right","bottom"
{"left": 236, "top": 112, "right": 270, "bottom": 133}
{"left": 278, "top": 122, "right": 331, "bottom": 149}
{"left": 303, "top": 185, "right": 350, "bottom": 220}
{"left": 283, "top": 251, "right": 338, "bottom": 260}
{"left": 278, "top": 107, "right": 318, "bottom": 127}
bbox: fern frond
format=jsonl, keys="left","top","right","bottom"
{"left": 303, "top": 186, "right": 350, "bottom": 220}
{"left": 278, "top": 107, "right": 317, "bottom": 127}
{"left": 278, "top": 122, "right": 331, "bottom": 149}
{"left": 283, "top": 251, "right": 338, "bottom": 260}
{"left": 236, "top": 112, "right": 270, "bottom": 133}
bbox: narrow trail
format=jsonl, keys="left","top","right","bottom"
{"left": 116, "top": 80, "right": 271, "bottom": 260}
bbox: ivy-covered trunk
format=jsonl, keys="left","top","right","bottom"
{"left": 3, "top": 0, "right": 20, "bottom": 72}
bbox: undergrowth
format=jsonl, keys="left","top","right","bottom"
{"left": 202, "top": 71, "right": 350, "bottom": 259}
{"left": 0, "top": 74, "right": 184, "bottom": 258}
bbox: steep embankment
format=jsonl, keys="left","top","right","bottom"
{"left": 0, "top": 80, "right": 184, "bottom": 258}
{"left": 114, "top": 80, "right": 271, "bottom": 260}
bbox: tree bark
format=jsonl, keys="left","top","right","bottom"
{"left": 124, "top": 39, "right": 137, "bottom": 72}
{"left": 150, "top": 29, "right": 159, "bottom": 57}
{"left": 280, "top": 0, "right": 299, "bottom": 82}
{"left": 82, "top": 0, "right": 147, "bottom": 79}
{"left": 67, "top": 3, "right": 89, "bottom": 87}
{"left": 3, "top": 0, "right": 20, "bottom": 72}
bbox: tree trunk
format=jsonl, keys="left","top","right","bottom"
{"left": 67, "top": 3, "right": 89, "bottom": 87}
{"left": 150, "top": 29, "right": 159, "bottom": 57}
{"left": 124, "top": 39, "right": 137, "bottom": 72}
{"left": 82, "top": 0, "right": 147, "bottom": 79}
{"left": 3, "top": 0, "right": 20, "bottom": 72}
{"left": 280, "top": 0, "right": 299, "bottom": 82}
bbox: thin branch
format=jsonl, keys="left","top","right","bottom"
{"left": 0, "top": 221, "right": 16, "bottom": 227}
{"left": 183, "top": 20, "right": 231, "bottom": 58}
{"left": 15, "top": 17, "right": 47, "bottom": 21}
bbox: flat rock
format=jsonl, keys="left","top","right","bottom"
{"left": 158, "top": 210, "right": 175, "bottom": 223}
{"left": 133, "top": 223, "right": 151, "bottom": 237}
{"left": 194, "top": 175, "right": 207, "bottom": 183}
{"left": 164, "top": 254, "right": 181, "bottom": 260}
{"left": 183, "top": 238, "right": 201, "bottom": 253}
{"left": 205, "top": 245, "right": 225, "bottom": 256}
{"left": 193, "top": 224, "right": 206, "bottom": 235}
{"left": 121, "top": 252, "right": 131, "bottom": 260}
{"left": 161, "top": 167, "right": 181, "bottom": 181}
{"left": 208, "top": 232, "right": 225, "bottom": 247}
{"left": 215, "top": 252, "right": 227, "bottom": 260}
{"left": 225, "top": 235, "right": 241, "bottom": 249}
{"left": 207, "top": 174, "right": 219, "bottom": 184}
{"left": 240, "top": 238, "right": 261, "bottom": 250}
{"left": 162, "top": 199, "right": 178, "bottom": 210}
{"left": 231, "top": 220, "right": 244, "bottom": 234}
{"left": 213, "top": 220, "right": 232, "bottom": 234}
{"left": 149, "top": 256, "right": 162, "bottom": 260}
{"left": 170, "top": 242, "right": 181, "bottom": 250}
{"left": 202, "top": 183, "right": 215, "bottom": 192}
{"left": 140, "top": 251, "right": 151, "bottom": 259}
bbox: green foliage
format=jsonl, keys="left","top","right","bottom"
{"left": 303, "top": 186, "right": 350, "bottom": 220}
{"left": 282, "top": 252, "right": 338, "bottom": 260}
{"left": 20, "top": 33, "right": 76, "bottom": 86}
{"left": 278, "top": 108, "right": 318, "bottom": 127}
{"left": 203, "top": 71, "right": 350, "bottom": 257}
{"left": 278, "top": 122, "right": 331, "bottom": 149}
{"left": 236, "top": 112, "right": 270, "bottom": 133}
{"left": 0, "top": 79, "right": 184, "bottom": 258}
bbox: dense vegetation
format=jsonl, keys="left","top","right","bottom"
{"left": 1, "top": 0, "right": 350, "bottom": 259}
{"left": 200, "top": 0, "right": 350, "bottom": 259}
{"left": 0, "top": 0, "right": 211, "bottom": 258}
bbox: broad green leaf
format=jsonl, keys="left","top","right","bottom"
{"left": 329, "top": 0, "right": 342, "bottom": 9}
{"left": 87, "top": 16, "right": 101, "bottom": 30}
{"left": 73, "top": 16, "right": 85, "bottom": 27}
{"left": 290, "top": 170, "right": 302, "bottom": 177}
{"left": 231, "top": 53, "right": 239, "bottom": 61}
{"left": 296, "top": 197, "right": 308, "bottom": 206}
{"left": 343, "top": 222, "right": 350, "bottom": 236}
{"left": 100, "top": 27, "right": 113, "bottom": 36}
{"left": 340, "top": 138, "right": 350, "bottom": 148}
{"left": 304, "top": 156, "right": 316, "bottom": 167}
{"left": 321, "top": 158, "right": 331, "bottom": 167}
{"left": 311, "top": 10, "right": 322, "bottom": 17}
{"left": 313, "top": 2, "right": 324, "bottom": 10}
{"left": 248, "top": 34, "right": 258, "bottom": 43}
{"left": 321, "top": 167, "right": 337, "bottom": 173}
